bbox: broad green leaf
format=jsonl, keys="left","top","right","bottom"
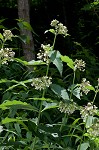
{"left": 77, "top": 142, "right": 90, "bottom": 150}
{"left": 50, "top": 84, "right": 69, "bottom": 100}
{"left": 85, "top": 85, "right": 95, "bottom": 91}
{"left": 68, "top": 84, "right": 81, "bottom": 99}
{"left": 14, "top": 58, "right": 45, "bottom": 66}
{"left": 61, "top": 55, "right": 74, "bottom": 69}
{"left": 22, "top": 21, "right": 33, "bottom": 31}
{"left": 2, "top": 117, "right": 27, "bottom": 124}
{"left": 0, "top": 33, "right": 3, "bottom": 41}
{"left": 28, "top": 60, "right": 45, "bottom": 65}
{"left": 49, "top": 50, "right": 63, "bottom": 76}
{"left": 41, "top": 101, "right": 58, "bottom": 112}
{"left": 26, "top": 131, "right": 32, "bottom": 142}
{"left": 48, "top": 29, "right": 55, "bottom": 34}
{"left": 86, "top": 116, "right": 97, "bottom": 128}
{"left": 0, "top": 100, "right": 38, "bottom": 111}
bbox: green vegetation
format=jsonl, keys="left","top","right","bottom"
{"left": 0, "top": 0, "right": 99, "bottom": 149}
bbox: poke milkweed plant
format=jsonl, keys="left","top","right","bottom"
{"left": 0, "top": 20, "right": 99, "bottom": 150}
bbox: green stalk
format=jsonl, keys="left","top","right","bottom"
{"left": 59, "top": 70, "right": 76, "bottom": 132}
{"left": 92, "top": 87, "right": 98, "bottom": 104}
{"left": 34, "top": 33, "right": 57, "bottom": 149}
{"left": 70, "top": 70, "right": 76, "bottom": 101}
{"left": 37, "top": 32, "right": 56, "bottom": 127}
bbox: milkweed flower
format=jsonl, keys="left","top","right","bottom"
{"left": 31, "top": 76, "right": 52, "bottom": 91}
{"left": 3, "top": 29, "right": 14, "bottom": 41}
{"left": 74, "top": 59, "right": 86, "bottom": 71}
{"left": 0, "top": 48, "right": 15, "bottom": 65}
{"left": 80, "top": 78, "right": 91, "bottom": 96}
{"left": 80, "top": 102, "right": 98, "bottom": 122}
{"left": 58, "top": 100, "right": 77, "bottom": 115}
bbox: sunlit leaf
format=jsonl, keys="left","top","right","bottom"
{"left": 77, "top": 142, "right": 90, "bottom": 150}
{"left": 0, "top": 100, "right": 38, "bottom": 111}
{"left": 2, "top": 117, "right": 27, "bottom": 124}
{"left": 49, "top": 50, "right": 63, "bottom": 76}
{"left": 41, "top": 101, "right": 58, "bottom": 112}
{"left": 50, "top": 84, "right": 69, "bottom": 100}
{"left": 14, "top": 58, "right": 45, "bottom": 66}
{"left": 61, "top": 55, "right": 74, "bottom": 69}
{"left": 0, "top": 33, "right": 3, "bottom": 41}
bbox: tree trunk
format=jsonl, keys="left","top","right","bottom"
{"left": 17, "top": 0, "right": 35, "bottom": 61}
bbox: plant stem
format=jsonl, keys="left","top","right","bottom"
{"left": 52, "top": 33, "right": 57, "bottom": 49}
{"left": 60, "top": 113, "right": 67, "bottom": 132}
{"left": 92, "top": 88, "right": 98, "bottom": 104}
{"left": 70, "top": 70, "right": 76, "bottom": 101}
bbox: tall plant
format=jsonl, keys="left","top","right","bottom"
{"left": 0, "top": 20, "right": 99, "bottom": 150}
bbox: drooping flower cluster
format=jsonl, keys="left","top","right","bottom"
{"left": 50, "top": 19, "right": 68, "bottom": 37}
{"left": 80, "top": 102, "right": 98, "bottom": 122}
{"left": 37, "top": 44, "right": 52, "bottom": 65}
{"left": 87, "top": 120, "right": 99, "bottom": 137}
{"left": 3, "top": 29, "right": 14, "bottom": 41}
{"left": 74, "top": 59, "right": 86, "bottom": 71}
{"left": 80, "top": 78, "right": 91, "bottom": 96}
{"left": 31, "top": 76, "right": 52, "bottom": 91}
{"left": 58, "top": 100, "right": 77, "bottom": 115}
{"left": 0, "top": 48, "right": 15, "bottom": 65}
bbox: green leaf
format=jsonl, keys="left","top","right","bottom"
{"left": 85, "top": 116, "right": 97, "bottom": 128}
{"left": 85, "top": 85, "right": 95, "bottom": 91}
{"left": 22, "top": 21, "right": 33, "bottom": 31}
{"left": 61, "top": 55, "right": 74, "bottom": 69}
{"left": 49, "top": 50, "right": 63, "bottom": 76}
{"left": 42, "top": 101, "right": 58, "bottom": 112}
{"left": 0, "top": 33, "right": 3, "bottom": 41}
{"left": 29, "top": 97, "right": 53, "bottom": 102}
{"left": 14, "top": 123, "right": 22, "bottom": 137}
{"left": 26, "top": 131, "right": 32, "bottom": 142}
{"left": 14, "top": 58, "right": 45, "bottom": 66}
{"left": 27, "top": 60, "right": 45, "bottom": 66}
{"left": 2, "top": 117, "right": 27, "bottom": 124}
{"left": 77, "top": 142, "right": 90, "bottom": 150}
{"left": 68, "top": 84, "right": 81, "bottom": 99}
{"left": 50, "top": 84, "right": 69, "bottom": 100}
{"left": 17, "top": 35, "right": 30, "bottom": 44}
{"left": 0, "top": 100, "right": 38, "bottom": 112}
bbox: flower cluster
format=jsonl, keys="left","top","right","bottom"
{"left": 87, "top": 120, "right": 99, "bottom": 137}
{"left": 50, "top": 19, "right": 68, "bottom": 37}
{"left": 80, "top": 78, "right": 91, "bottom": 96}
{"left": 37, "top": 44, "right": 52, "bottom": 64}
{"left": 74, "top": 59, "right": 86, "bottom": 71}
{"left": 31, "top": 76, "right": 52, "bottom": 91}
{"left": 80, "top": 102, "right": 98, "bottom": 122}
{"left": 3, "top": 29, "right": 13, "bottom": 41}
{"left": 0, "top": 48, "right": 15, "bottom": 65}
{"left": 58, "top": 101, "right": 77, "bottom": 115}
